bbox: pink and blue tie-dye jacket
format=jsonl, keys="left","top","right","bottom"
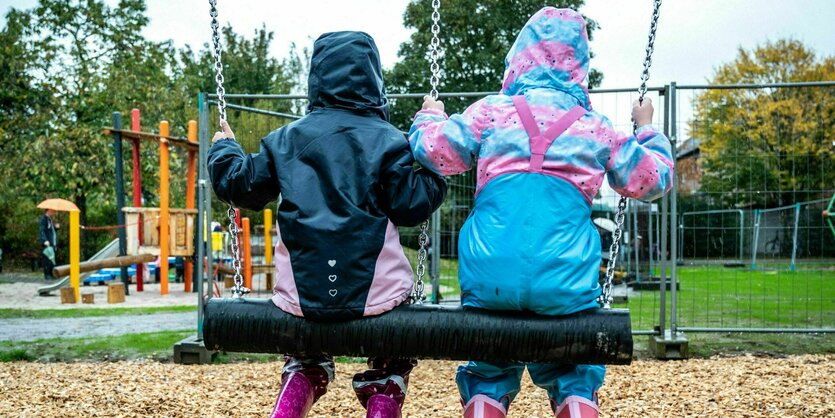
{"left": 408, "top": 7, "right": 673, "bottom": 315}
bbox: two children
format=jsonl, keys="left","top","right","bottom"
{"left": 209, "top": 31, "right": 446, "bottom": 418}
{"left": 408, "top": 7, "right": 673, "bottom": 418}
{"left": 209, "top": 7, "right": 673, "bottom": 418}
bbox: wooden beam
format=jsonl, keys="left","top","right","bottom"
{"left": 103, "top": 128, "right": 198, "bottom": 151}
{"left": 54, "top": 254, "right": 155, "bottom": 278}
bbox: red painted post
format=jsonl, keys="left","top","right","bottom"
{"left": 131, "top": 108, "right": 144, "bottom": 292}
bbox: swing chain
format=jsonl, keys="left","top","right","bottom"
{"left": 602, "top": 0, "right": 661, "bottom": 309}
{"left": 208, "top": 0, "right": 227, "bottom": 122}
{"left": 428, "top": 0, "right": 441, "bottom": 100}
{"left": 412, "top": 220, "right": 429, "bottom": 304}
{"left": 411, "top": 0, "right": 441, "bottom": 304}
{"left": 227, "top": 207, "right": 249, "bottom": 298}
{"left": 637, "top": 0, "right": 662, "bottom": 102}
{"left": 209, "top": 0, "right": 248, "bottom": 297}
{"left": 599, "top": 197, "right": 627, "bottom": 308}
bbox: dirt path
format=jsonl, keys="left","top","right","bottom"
{"left": 1, "top": 355, "right": 832, "bottom": 417}
{"left": 0, "top": 312, "right": 196, "bottom": 342}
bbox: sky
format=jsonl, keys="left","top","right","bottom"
{"left": 1, "top": 0, "right": 832, "bottom": 202}
{"left": 2, "top": 0, "right": 834, "bottom": 90}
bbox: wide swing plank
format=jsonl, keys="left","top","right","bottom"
{"left": 203, "top": 298, "right": 632, "bottom": 364}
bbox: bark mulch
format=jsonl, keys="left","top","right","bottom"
{"left": 0, "top": 355, "right": 832, "bottom": 417}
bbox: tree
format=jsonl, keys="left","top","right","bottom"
{"left": 385, "top": 0, "right": 600, "bottom": 130}
{"left": 0, "top": 0, "right": 301, "bottom": 259}
{"left": 691, "top": 40, "right": 835, "bottom": 208}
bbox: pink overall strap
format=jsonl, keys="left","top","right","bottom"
{"left": 511, "top": 96, "right": 585, "bottom": 171}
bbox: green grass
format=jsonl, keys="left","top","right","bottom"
{"left": 403, "top": 251, "right": 834, "bottom": 332}
{"left": 621, "top": 265, "right": 835, "bottom": 331}
{"left": 0, "top": 330, "right": 194, "bottom": 362}
{"left": 0, "top": 305, "right": 196, "bottom": 319}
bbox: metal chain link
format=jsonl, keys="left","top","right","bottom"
{"left": 411, "top": 0, "right": 442, "bottom": 304}
{"left": 209, "top": 0, "right": 248, "bottom": 297}
{"left": 208, "top": 0, "right": 227, "bottom": 122}
{"left": 428, "top": 0, "right": 441, "bottom": 100}
{"left": 599, "top": 197, "right": 628, "bottom": 308}
{"left": 600, "top": 0, "right": 662, "bottom": 309}
{"left": 227, "top": 208, "right": 249, "bottom": 298}
{"left": 637, "top": 0, "right": 662, "bottom": 103}
{"left": 413, "top": 221, "right": 429, "bottom": 304}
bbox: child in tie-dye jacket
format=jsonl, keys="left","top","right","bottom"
{"left": 408, "top": 7, "right": 673, "bottom": 418}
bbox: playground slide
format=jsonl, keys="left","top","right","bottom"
{"left": 37, "top": 238, "right": 121, "bottom": 296}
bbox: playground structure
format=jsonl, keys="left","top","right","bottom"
{"left": 47, "top": 110, "right": 211, "bottom": 302}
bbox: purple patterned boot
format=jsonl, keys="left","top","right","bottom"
{"left": 269, "top": 372, "right": 315, "bottom": 418}
{"left": 366, "top": 394, "right": 402, "bottom": 418}
{"left": 269, "top": 358, "right": 331, "bottom": 418}
{"left": 354, "top": 358, "right": 417, "bottom": 418}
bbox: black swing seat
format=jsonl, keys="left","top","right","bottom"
{"left": 203, "top": 298, "right": 632, "bottom": 364}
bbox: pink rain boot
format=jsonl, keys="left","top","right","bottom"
{"left": 554, "top": 395, "right": 599, "bottom": 418}
{"left": 269, "top": 373, "right": 316, "bottom": 418}
{"left": 365, "top": 394, "right": 402, "bottom": 418}
{"left": 354, "top": 358, "right": 417, "bottom": 418}
{"left": 463, "top": 395, "right": 507, "bottom": 418}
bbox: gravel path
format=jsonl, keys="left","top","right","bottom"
{"left": 0, "top": 312, "right": 196, "bottom": 342}
{"left": 0, "top": 356, "right": 832, "bottom": 417}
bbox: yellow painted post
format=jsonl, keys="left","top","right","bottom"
{"left": 184, "top": 120, "right": 197, "bottom": 293}
{"left": 264, "top": 209, "right": 273, "bottom": 290}
{"left": 159, "top": 120, "right": 170, "bottom": 295}
{"left": 70, "top": 210, "right": 80, "bottom": 302}
{"left": 242, "top": 217, "right": 252, "bottom": 290}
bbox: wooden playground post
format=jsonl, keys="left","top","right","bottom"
{"left": 69, "top": 210, "right": 80, "bottom": 303}
{"left": 131, "top": 109, "right": 145, "bottom": 292}
{"left": 264, "top": 209, "right": 273, "bottom": 290}
{"left": 242, "top": 217, "right": 252, "bottom": 290}
{"left": 184, "top": 120, "right": 197, "bottom": 293}
{"left": 159, "top": 120, "right": 170, "bottom": 295}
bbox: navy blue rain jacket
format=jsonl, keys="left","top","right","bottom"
{"left": 209, "top": 31, "right": 447, "bottom": 320}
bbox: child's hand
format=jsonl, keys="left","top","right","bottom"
{"left": 421, "top": 95, "right": 445, "bottom": 112}
{"left": 632, "top": 98, "right": 654, "bottom": 127}
{"left": 212, "top": 119, "right": 235, "bottom": 143}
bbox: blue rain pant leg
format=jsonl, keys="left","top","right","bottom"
{"left": 527, "top": 363, "right": 606, "bottom": 406}
{"left": 456, "top": 361, "right": 525, "bottom": 409}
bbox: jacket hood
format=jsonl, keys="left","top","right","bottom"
{"left": 307, "top": 31, "right": 390, "bottom": 120}
{"left": 501, "top": 7, "right": 592, "bottom": 109}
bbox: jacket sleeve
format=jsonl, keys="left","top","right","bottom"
{"left": 208, "top": 138, "right": 280, "bottom": 211}
{"left": 604, "top": 118, "right": 674, "bottom": 202}
{"left": 379, "top": 136, "right": 448, "bottom": 227}
{"left": 407, "top": 99, "right": 489, "bottom": 176}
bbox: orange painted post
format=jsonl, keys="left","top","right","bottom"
{"left": 159, "top": 120, "right": 170, "bottom": 295}
{"left": 184, "top": 120, "right": 197, "bottom": 293}
{"left": 131, "top": 109, "right": 144, "bottom": 292}
{"left": 242, "top": 217, "right": 252, "bottom": 290}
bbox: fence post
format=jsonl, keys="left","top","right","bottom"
{"left": 738, "top": 209, "right": 745, "bottom": 262}
{"left": 196, "top": 92, "right": 209, "bottom": 338}
{"left": 751, "top": 209, "right": 761, "bottom": 270}
{"left": 790, "top": 202, "right": 800, "bottom": 272}
{"left": 669, "top": 81, "right": 679, "bottom": 336}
